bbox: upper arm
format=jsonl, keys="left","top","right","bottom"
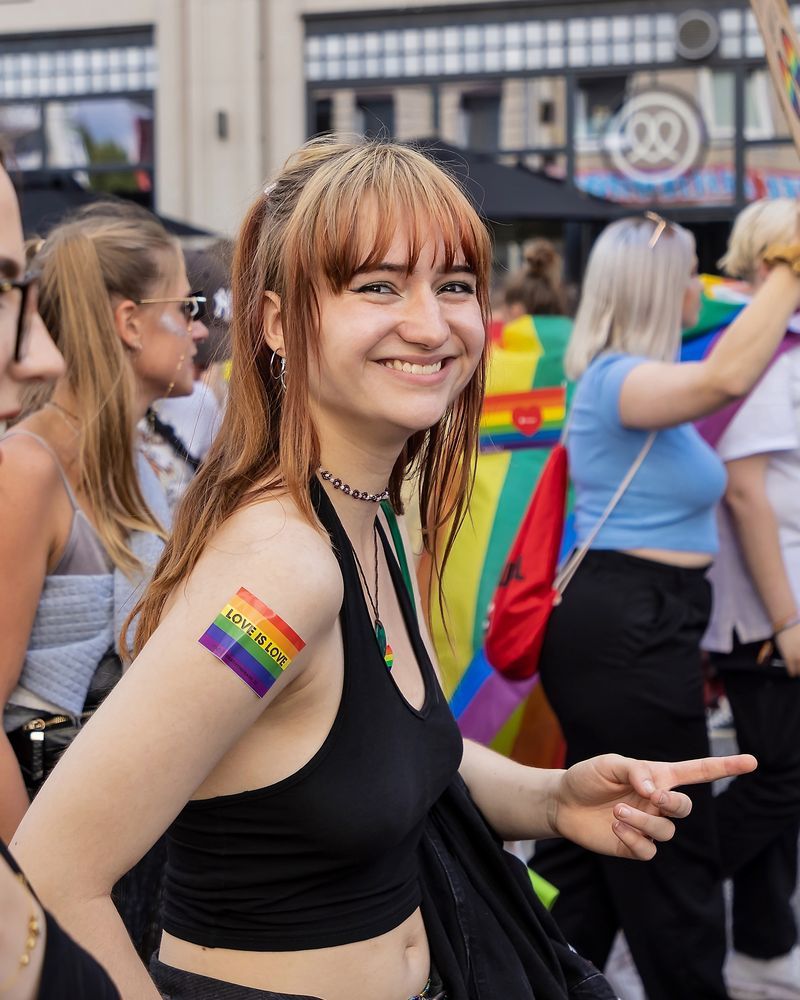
{"left": 0, "top": 438, "right": 61, "bottom": 702}
{"left": 12, "top": 503, "right": 342, "bottom": 898}
{"left": 724, "top": 453, "right": 770, "bottom": 505}
{"left": 617, "top": 359, "right": 736, "bottom": 430}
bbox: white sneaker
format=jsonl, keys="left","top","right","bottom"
{"left": 725, "top": 947, "right": 800, "bottom": 999}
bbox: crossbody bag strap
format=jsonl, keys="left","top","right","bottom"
{"left": 553, "top": 431, "right": 656, "bottom": 597}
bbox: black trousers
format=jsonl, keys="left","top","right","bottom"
{"left": 710, "top": 636, "right": 800, "bottom": 959}
{"left": 533, "top": 550, "right": 729, "bottom": 1000}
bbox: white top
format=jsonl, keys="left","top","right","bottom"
{"left": 139, "top": 382, "right": 223, "bottom": 513}
{"left": 155, "top": 381, "right": 222, "bottom": 460}
{"left": 703, "top": 347, "right": 800, "bottom": 652}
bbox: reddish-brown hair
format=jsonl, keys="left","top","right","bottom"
{"left": 132, "top": 137, "right": 492, "bottom": 651}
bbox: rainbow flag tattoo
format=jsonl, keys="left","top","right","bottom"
{"left": 198, "top": 587, "right": 305, "bottom": 698}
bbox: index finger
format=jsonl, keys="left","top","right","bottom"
{"left": 666, "top": 754, "right": 757, "bottom": 788}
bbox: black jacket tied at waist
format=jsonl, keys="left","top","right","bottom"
{"left": 418, "top": 776, "right": 619, "bottom": 1000}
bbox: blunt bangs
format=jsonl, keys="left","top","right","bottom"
{"left": 288, "top": 144, "right": 491, "bottom": 319}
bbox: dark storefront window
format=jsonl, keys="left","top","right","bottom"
{"left": 313, "top": 96, "right": 333, "bottom": 135}
{"left": 461, "top": 90, "right": 500, "bottom": 151}
{"left": 575, "top": 75, "right": 629, "bottom": 143}
{"left": 357, "top": 95, "right": 394, "bottom": 138}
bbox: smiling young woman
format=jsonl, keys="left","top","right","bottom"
{"left": 11, "top": 139, "right": 756, "bottom": 1000}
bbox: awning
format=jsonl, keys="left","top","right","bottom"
{"left": 410, "top": 139, "right": 617, "bottom": 222}
{"left": 13, "top": 171, "right": 212, "bottom": 238}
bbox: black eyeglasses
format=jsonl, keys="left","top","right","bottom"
{"left": 1, "top": 271, "right": 41, "bottom": 363}
{"left": 136, "top": 291, "right": 208, "bottom": 327}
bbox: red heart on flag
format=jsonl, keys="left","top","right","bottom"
{"left": 512, "top": 406, "right": 542, "bottom": 436}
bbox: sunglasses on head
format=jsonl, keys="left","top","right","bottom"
{"left": 644, "top": 211, "right": 675, "bottom": 249}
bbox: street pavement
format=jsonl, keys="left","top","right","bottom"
{"left": 603, "top": 723, "right": 800, "bottom": 999}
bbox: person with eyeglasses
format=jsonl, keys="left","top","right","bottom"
{"left": 0, "top": 161, "right": 121, "bottom": 999}
{"left": 529, "top": 213, "right": 800, "bottom": 1000}
{"left": 138, "top": 244, "right": 231, "bottom": 512}
{"left": 0, "top": 198, "right": 207, "bottom": 958}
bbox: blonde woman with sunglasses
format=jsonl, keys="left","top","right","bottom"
{"left": 532, "top": 213, "right": 800, "bottom": 1000}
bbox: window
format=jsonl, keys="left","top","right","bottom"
{"left": 313, "top": 97, "right": 333, "bottom": 135}
{"left": 356, "top": 95, "right": 394, "bottom": 138}
{"left": 698, "top": 69, "right": 734, "bottom": 140}
{"left": 575, "top": 75, "right": 628, "bottom": 143}
{"left": 44, "top": 97, "right": 153, "bottom": 169}
{"left": 0, "top": 31, "right": 155, "bottom": 208}
{"left": 0, "top": 104, "right": 43, "bottom": 169}
{"left": 460, "top": 90, "right": 500, "bottom": 152}
{"left": 745, "top": 68, "right": 781, "bottom": 140}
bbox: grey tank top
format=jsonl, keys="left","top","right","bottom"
{"left": 4, "top": 430, "right": 110, "bottom": 575}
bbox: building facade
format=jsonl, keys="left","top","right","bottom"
{"left": 1, "top": 0, "right": 797, "bottom": 247}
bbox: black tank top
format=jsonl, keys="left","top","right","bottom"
{"left": 162, "top": 479, "right": 464, "bottom": 951}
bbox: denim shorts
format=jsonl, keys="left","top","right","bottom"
{"left": 149, "top": 955, "right": 446, "bottom": 1000}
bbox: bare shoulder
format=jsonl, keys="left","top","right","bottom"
{"left": 0, "top": 432, "right": 67, "bottom": 543}
{"left": 0, "top": 430, "right": 64, "bottom": 500}
{"left": 160, "top": 493, "right": 343, "bottom": 662}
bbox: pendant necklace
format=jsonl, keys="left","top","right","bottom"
{"left": 351, "top": 521, "right": 394, "bottom": 671}
{"left": 46, "top": 400, "right": 80, "bottom": 426}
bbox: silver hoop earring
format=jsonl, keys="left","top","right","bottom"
{"left": 270, "top": 350, "right": 286, "bottom": 391}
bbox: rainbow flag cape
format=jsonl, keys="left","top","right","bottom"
{"left": 430, "top": 313, "right": 574, "bottom": 756}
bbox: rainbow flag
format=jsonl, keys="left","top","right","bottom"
{"left": 429, "top": 313, "right": 574, "bottom": 755}
{"left": 480, "top": 386, "right": 567, "bottom": 453}
{"left": 199, "top": 587, "right": 305, "bottom": 698}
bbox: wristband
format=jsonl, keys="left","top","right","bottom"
{"left": 774, "top": 614, "right": 800, "bottom": 636}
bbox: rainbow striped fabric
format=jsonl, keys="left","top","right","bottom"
{"left": 480, "top": 386, "right": 567, "bottom": 453}
{"left": 439, "top": 281, "right": 800, "bottom": 755}
{"left": 199, "top": 587, "right": 305, "bottom": 698}
{"left": 428, "top": 313, "right": 574, "bottom": 755}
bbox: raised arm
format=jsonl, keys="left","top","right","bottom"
{"left": 10, "top": 502, "right": 342, "bottom": 1000}
{"left": 618, "top": 263, "right": 800, "bottom": 430}
{"left": 0, "top": 437, "right": 64, "bottom": 841}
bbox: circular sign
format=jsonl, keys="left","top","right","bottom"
{"left": 602, "top": 89, "right": 707, "bottom": 187}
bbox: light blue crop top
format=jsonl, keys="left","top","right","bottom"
{"left": 569, "top": 353, "right": 727, "bottom": 554}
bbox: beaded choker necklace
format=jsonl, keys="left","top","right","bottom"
{"left": 319, "top": 468, "right": 389, "bottom": 504}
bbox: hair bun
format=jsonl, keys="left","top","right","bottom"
{"left": 524, "top": 240, "right": 557, "bottom": 278}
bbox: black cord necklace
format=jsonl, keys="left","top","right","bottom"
{"left": 145, "top": 408, "right": 201, "bottom": 471}
{"left": 351, "top": 521, "right": 394, "bottom": 671}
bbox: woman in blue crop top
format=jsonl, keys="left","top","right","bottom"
{"left": 533, "top": 214, "right": 800, "bottom": 1000}
{"left": 12, "top": 143, "right": 756, "bottom": 1000}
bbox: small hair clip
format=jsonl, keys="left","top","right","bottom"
{"left": 644, "top": 211, "right": 670, "bottom": 250}
{"left": 263, "top": 182, "right": 277, "bottom": 198}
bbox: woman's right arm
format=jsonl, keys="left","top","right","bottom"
{"left": 10, "top": 504, "right": 342, "bottom": 1000}
{"left": 618, "top": 263, "right": 800, "bottom": 430}
{"left": 0, "top": 439, "right": 62, "bottom": 841}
